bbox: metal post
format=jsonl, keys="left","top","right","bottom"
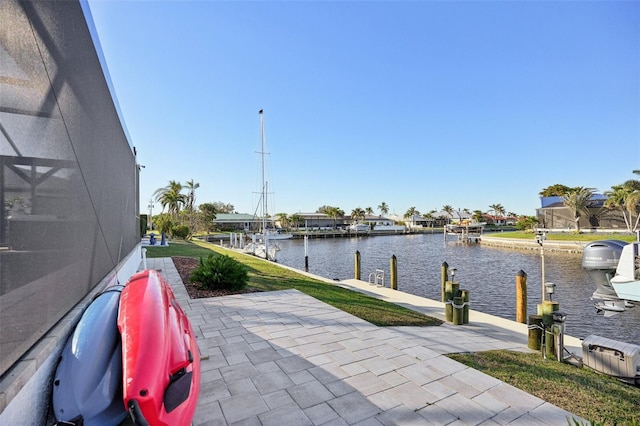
{"left": 304, "top": 235, "right": 309, "bottom": 270}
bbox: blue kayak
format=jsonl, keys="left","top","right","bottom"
{"left": 52, "top": 285, "right": 127, "bottom": 426}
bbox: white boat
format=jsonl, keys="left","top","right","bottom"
{"left": 348, "top": 223, "right": 370, "bottom": 234}
{"left": 259, "top": 228, "right": 293, "bottom": 240}
{"left": 245, "top": 110, "right": 285, "bottom": 261}
{"left": 609, "top": 242, "right": 640, "bottom": 302}
{"left": 372, "top": 224, "right": 406, "bottom": 233}
{"left": 444, "top": 221, "right": 486, "bottom": 234}
{"left": 244, "top": 239, "right": 278, "bottom": 261}
{"left": 444, "top": 221, "right": 485, "bottom": 242}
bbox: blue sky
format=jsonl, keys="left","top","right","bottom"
{"left": 87, "top": 0, "right": 639, "bottom": 218}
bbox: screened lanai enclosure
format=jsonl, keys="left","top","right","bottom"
{"left": 0, "top": 0, "right": 139, "bottom": 383}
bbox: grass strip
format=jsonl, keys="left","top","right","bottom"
{"left": 449, "top": 351, "right": 640, "bottom": 425}
{"left": 485, "top": 231, "right": 637, "bottom": 242}
{"left": 145, "top": 240, "right": 441, "bottom": 327}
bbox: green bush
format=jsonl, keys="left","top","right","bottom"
{"left": 189, "top": 254, "right": 248, "bottom": 291}
{"left": 172, "top": 225, "right": 190, "bottom": 239}
{"left": 140, "top": 214, "right": 148, "bottom": 237}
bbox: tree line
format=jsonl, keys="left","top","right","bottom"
{"left": 149, "top": 170, "right": 640, "bottom": 236}
{"left": 149, "top": 179, "right": 234, "bottom": 236}
{"left": 538, "top": 170, "right": 640, "bottom": 232}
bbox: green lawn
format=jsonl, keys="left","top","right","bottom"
{"left": 486, "top": 231, "right": 637, "bottom": 242}
{"left": 145, "top": 240, "right": 441, "bottom": 327}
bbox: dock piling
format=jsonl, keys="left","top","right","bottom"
{"left": 390, "top": 255, "right": 397, "bottom": 290}
{"left": 441, "top": 262, "right": 449, "bottom": 302}
{"left": 516, "top": 270, "right": 527, "bottom": 324}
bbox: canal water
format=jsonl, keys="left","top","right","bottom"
{"left": 275, "top": 233, "right": 640, "bottom": 345}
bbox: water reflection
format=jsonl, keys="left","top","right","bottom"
{"left": 276, "top": 233, "right": 640, "bottom": 344}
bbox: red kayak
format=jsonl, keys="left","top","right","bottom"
{"left": 118, "top": 269, "right": 200, "bottom": 425}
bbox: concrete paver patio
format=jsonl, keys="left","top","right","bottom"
{"left": 146, "top": 257, "right": 584, "bottom": 425}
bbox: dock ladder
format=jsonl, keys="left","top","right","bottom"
{"left": 368, "top": 269, "right": 385, "bottom": 287}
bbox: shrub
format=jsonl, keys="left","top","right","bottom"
{"left": 189, "top": 254, "right": 248, "bottom": 291}
{"left": 172, "top": 225, "right": 190, "bottom": 239}
{"left": 140, "top": 214, "right": 148, "bottom": 237}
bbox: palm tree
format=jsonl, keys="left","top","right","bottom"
{"left": 442, "top": 205, "right": 454, "bottom": 224}
{"left": 351, "top": 207, "right": 366, "bottom": 223}
{"left": 365, "top": 207, "right": 374, "bottom": 216}
{"left": 184, "top": 179, "right": 200, "bottom": 234}
{"left": 326, "top": 206, "right": 345, "bottom": 229}
{"left": 378, "top": 202, "right": 389, "bottom": 216}
{"left": 472, "top": 210, "right": 484, "bottom": 222}
{"left": 289, "top": 213, "right": 303, "bottom": 231}
{"left": 153, "top": 180, "right": 185, "bottom": 219}
{"left": 604, "top": 179, "right": 640, "bottom": 232}
{"left": 275, "top": 212, "right": 290, "bottom": 229}
{"left": 488, "top": 203, "right": 505, "bottom": 224}
{"left": 562, "top": 187, "right": 595, "bottom": 231}
{"left": 404, "top": 207, "right": 419, "bottom": 219}
{"left": 184, "top": 179, "right": 199, "bottom": 213}
{"left": 422, "top": 212, "right": 434, "bottom": 227}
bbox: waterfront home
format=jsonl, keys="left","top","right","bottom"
{"left": 536, "top": 195, "right": 627, "bottom": 230}
{"left": 212, "top": 213, "right": 273, "bottom": 232}
{"left": 291, "top": 212, "right": 339, "bottom": 230}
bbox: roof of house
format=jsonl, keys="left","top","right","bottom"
{"left": 293, "top": 212, "right": 331, "bottom": 218}
{"left": 214, "top": 213, "right": 260, "bottom": 222}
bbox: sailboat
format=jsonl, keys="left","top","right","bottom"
{"left": 244, "top": 110, "right": 292, "bottom": 261}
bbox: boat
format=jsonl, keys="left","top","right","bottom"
{"left": 609, "top": 242, "right": 640, "bottom": 302}
{"left": 372, "top": 224, "right": 406, "bottom": 233}
{"left": 262, "top": 228, "right": 294, "bottom": 240}
{"left": 52, "top": 284, "right": 127, "bottom": 426}
{"left": 246, "top": 109, "right": 289, "bottom": 260}
{"left": 244, "top": 235, "right": 278, "bottom": 261}
{"left": 582, "top": 240, "right": 639, "bottom": 314}
{"left": 348, "top": 223, "right": 370, "bottom": 234}
{"left": 444, "top": 221, "right": 485, "bottom": 242}
{"left": 118, "top": 269, "right": 200, "bottom": 426}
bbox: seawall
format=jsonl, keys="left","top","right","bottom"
{"left": 480, "top": 235, "right": 586, "bottom": 253}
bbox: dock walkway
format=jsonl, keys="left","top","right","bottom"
{"left": 147, "top": 257, "right": 586, "bottom": 425}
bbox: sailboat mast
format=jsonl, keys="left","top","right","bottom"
{"left": 259, "top": 109, "right": 269, "bottom": 258}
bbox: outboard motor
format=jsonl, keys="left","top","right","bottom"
{"left": 582, "top": 240, "right": 627, "bottom": 299}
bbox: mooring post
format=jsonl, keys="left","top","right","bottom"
{"left": 390, "top": 255, "right": 397, "bottom": 290}
{"left": 461, "top": 289, "right": 470, "bottom": 324}
{"left": 354, "top": 250, "right": 361, "bottom": 280}
{"left": 304, "top": 235, "right": 309, "bottom": 270}
{"left": 452, "top": 295, "right": 464, "bottom": 325}
{"left": 539, "top": 300, "right": 560, "bottom": 359}
{"left": 444, "top": 281, "right": 459, "bottom": 322}
{"left": 441, "top": 261, "right": 449, "bottom": 302}
{"left": 516, "top": 270, "right": 527, "bottom": 324}
{"left": 528, "top": 315, "right": 543, "bottom": 350}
